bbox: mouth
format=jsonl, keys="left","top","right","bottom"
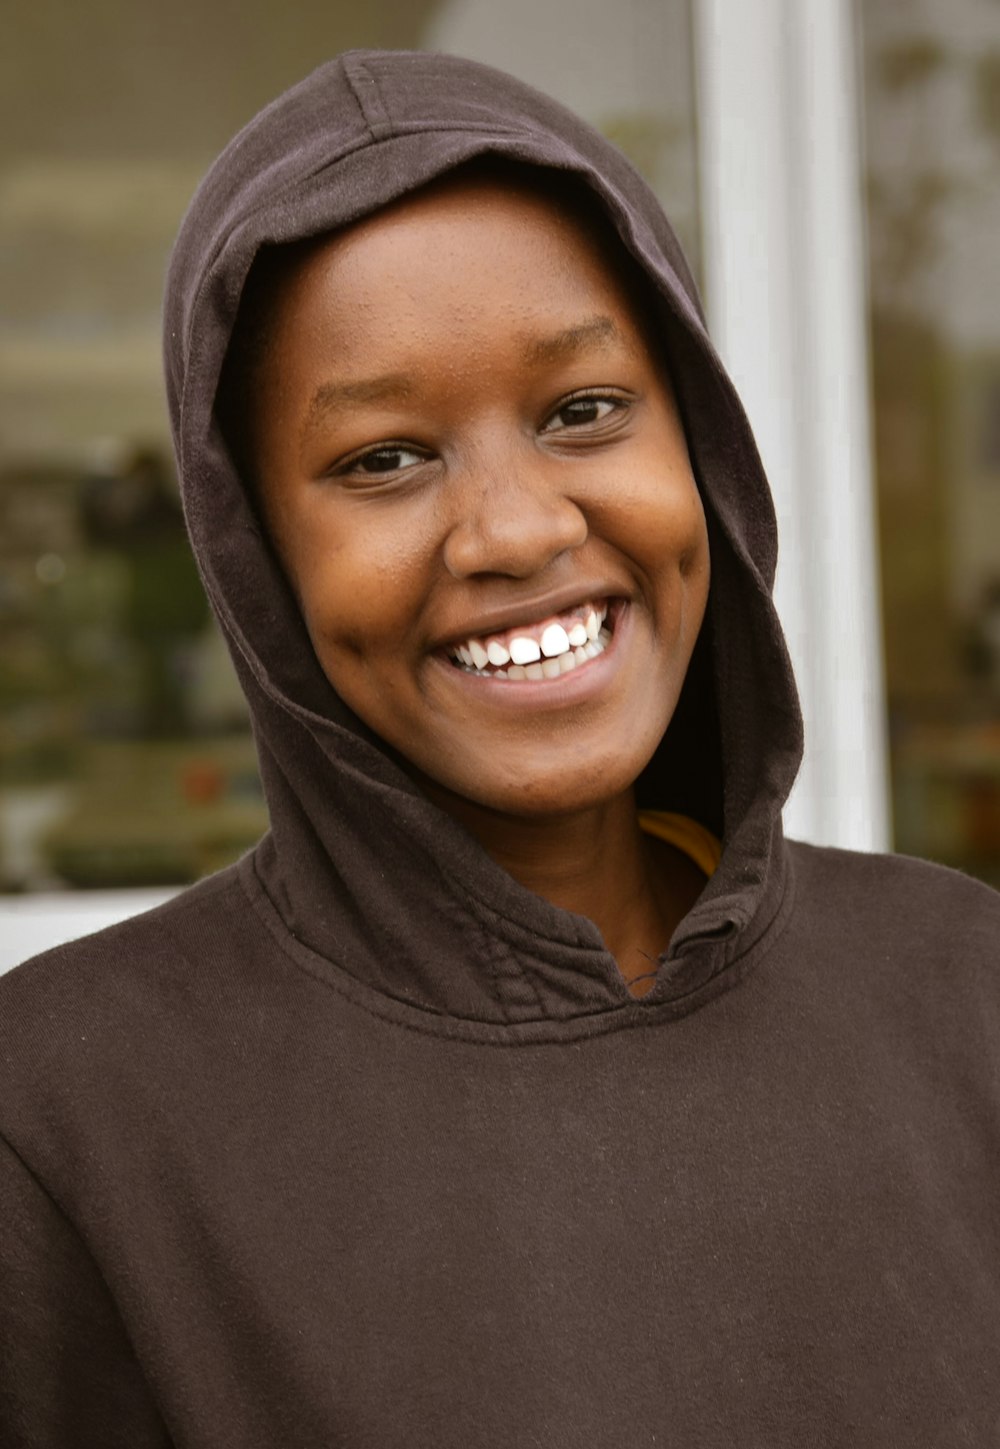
{"left": 444, "top": 598, "right": 618, "bottom": 681}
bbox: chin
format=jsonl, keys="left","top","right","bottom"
{"left": 423, "top": 747, "right": 655, "bottom": 822}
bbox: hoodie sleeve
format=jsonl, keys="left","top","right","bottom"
{"left": 0, "top": 1133, "right": 172, "bottom": 1449}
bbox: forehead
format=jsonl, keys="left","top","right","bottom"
{"left": 219, "top": 166, "right": 662, "bottom": 465}
{"left": 261, "top": 167, "right": 647, "bottom": 346}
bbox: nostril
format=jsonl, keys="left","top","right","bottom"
{"left": 442, "top": 492, "right": 588, "bottom": 581}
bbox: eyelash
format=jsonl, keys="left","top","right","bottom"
{"left": 333, "top": 389, "right": 632, "bottom": 482}
{"left": 339, "top": 444, "right": 427, "bottom": 478}
{"left": 539, "top": 389, "right": 630, "bottom": 433}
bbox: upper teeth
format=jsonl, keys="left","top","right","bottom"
{"left": 451, "top": 604, "right": 610, "bottom": 676}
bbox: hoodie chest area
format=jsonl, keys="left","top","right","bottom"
{"left": 83, "top": 995, "right": 1000, "bottom": 1447}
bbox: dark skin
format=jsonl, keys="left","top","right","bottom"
{"left": 240, "top": 173, "right": 711, "bottom": 995}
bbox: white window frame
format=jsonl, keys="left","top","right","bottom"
{"left": 693, "top": 0, "right": 889, "bottom": 852}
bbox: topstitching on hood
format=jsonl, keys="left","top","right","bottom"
{"left": 163, "top": 50, "right": 803, "bottom": 1026}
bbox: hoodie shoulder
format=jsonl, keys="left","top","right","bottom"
{"left": 2, "top": 865, "right": 241, "bottom": 998}
{"left": 788, "top": 836, "right": 1000, "bottom": 925}
{"left": 785, "top": 837, "right": 1000, "bottom": 1000}
{"left": 0, "top": 866, "right": 254, "bottom": 1101}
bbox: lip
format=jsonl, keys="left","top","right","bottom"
{"left": 429, "top": 599, "right": 632, "bottom": 711}
{"left": 432, "top": 583, "right": 628, "bottom": 653}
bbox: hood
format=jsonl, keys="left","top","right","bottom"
{"left": 163, "top": 50, "right": 802, "bottom": 1028}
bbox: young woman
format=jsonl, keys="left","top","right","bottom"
{"left": 2, "top": 50, "right": 999, "bottom": 1447}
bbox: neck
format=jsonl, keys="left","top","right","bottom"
{"left": 423, "top": 784, "right": 700, "bottom": 996}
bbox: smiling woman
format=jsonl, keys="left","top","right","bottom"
{"left": 227, "top": 166, "right": 711, "bottom": 981}
{"left": 2, "top": 47, "right": 1000, "bottom": 1449}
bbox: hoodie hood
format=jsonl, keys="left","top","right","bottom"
{"left": 164, "top": 50, "right": 802, "bottom": 1028}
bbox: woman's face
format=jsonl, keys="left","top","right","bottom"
{"left": 247, "top": 173, "right": 710, "bottom": 820}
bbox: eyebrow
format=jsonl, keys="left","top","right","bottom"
{"left": 524, "top": 315, "right": 622, "bottom": 364}
{"left": 301, "top": 373, "right": 415, "bottom": 445}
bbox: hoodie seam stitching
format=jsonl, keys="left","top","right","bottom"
{"left": 463, "top": 896, "right": 551, "bottom": 1023}
{"left": 457, "top": 877, "right": 607, "bottom": 955}
{"left": 342, "top": 55, "right": 394, "bottom": 141}
{"left": 381, "top": 828, "right": 536, "bottom": 1023}
{"left": 723, "top": 846, "right": 797, "bottom": 976}
{"left": 243, "top": 846, "right": 517, "bottom": 1027}
{"left": 236, "top": 854, "right": 770, "bottom": 1045}
{"left": 237, "top": 856, "right": 711, "bottom": 1044}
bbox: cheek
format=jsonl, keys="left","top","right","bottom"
{"left": 597, "top": 457, "right": 709, "bottom": 582}
{"left": 635, "top": 434, "right": 709, "bottom": 572}
{"left": 676, "top": 485, "right": 711, "bottom": 585}
{"left": 289, "top": 505, "right": 433, "bottom": 667}
{"left": 615, "top": 467, "right": 710, "bottom": 659}
{"left": 670, "top": 489, "right": 711, "bottom": 648}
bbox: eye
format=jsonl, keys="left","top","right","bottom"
{"left": 336, "top": 443, "right": 429, "bottom": 480}
{"left": 539, "top": 392, "right": 629, "bottom": 434}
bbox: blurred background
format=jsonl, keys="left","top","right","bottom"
{"left": 2, "top": 0, "right": 999, "bottom": 962}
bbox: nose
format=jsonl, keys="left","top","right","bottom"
{"left": 442, "top": 449, "right": 588, "bottom": 580}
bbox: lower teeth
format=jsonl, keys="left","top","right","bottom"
{"left": 455, "top": 628, "right": 611, "bottom": 680}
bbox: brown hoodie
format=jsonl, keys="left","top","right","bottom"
{"left": 2, "top": 50, "right": 1000, "bottom": 1448}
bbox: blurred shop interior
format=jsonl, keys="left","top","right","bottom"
{"left": 863, "top": 0, "right": 1000, "bottom": 887}
{"left": 1, "top": 0, "right": 999, "bottom": 939}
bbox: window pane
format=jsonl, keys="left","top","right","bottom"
{"left": 861, "top": 0, "right": 1000, "bottom": 887}
{"left": 0, "top": 0, "right": 698, "bottom": 893}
